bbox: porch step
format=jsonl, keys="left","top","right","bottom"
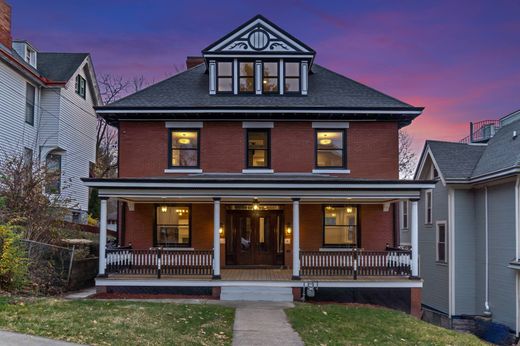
{"left": 220, "top": 286, "right": 294, "bottom": 302}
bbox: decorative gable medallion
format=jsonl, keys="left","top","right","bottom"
{"left": 203, "top": 15, "right": 315, "bottom": 56}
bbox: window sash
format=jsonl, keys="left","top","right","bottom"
{"left": 284, "top": 61, "right": 300, "bottom": 93}
{"left": 169, "top": 129, "right": 200, "bottom": 168}
{"left": 247, "top": 129, "right": 270, "bottom": 168}
{"left": 436, "top": 223, "right": 447, "bottom": 262}
{"left": 315, "top": 130, "right": 345, "bottom": 168}
{"left": 425, "top": 190, "right": 433, "bottom": 224}
{"left": 217, "top": 61, "right": 233, "bottom": 93}
{"left": 155, "top": 205, "right": 191, "bottom": 247}
{"left": 263, "top": 62, "right": 279, "bottom": 93}
{"left": 323, "top": 206, "right": 358, "bottom": 247}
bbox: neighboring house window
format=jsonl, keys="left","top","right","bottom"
{"left": 239, "top": 61, "right": 255, "bottom": 93}
{"left": 247, "top": 129, "right": 270, "bottom": 168}
{"left": 323, "top": 206, "right": 357, "bottom": 247}
{"left": 402, "top": 200, "right": 409, "bottom": 229}
{"left": 315, "top": 129, "right": 345, "bottom": 168}
{"left": 156, "top": 205, "right": 191, "bottom": 247}
{"left": 217, "top": 61, "right": 233, "bottom": 93}
{"left": 72, "top": 211, "right": 81, "bottom": 224}
{"left": 45, "top": 153, "right": 61, "bottom": 194}
{"left": 169, "top": 130, "right": 199, "bottom": 168}
{"left": 23, "top": 147, "right": 33, "bottom": 167}
{"left": 425, "top": 190, "right": 433, "bottom": 224}
{"left": 262, "top": 61, "right": 278, "bottom": 93}
{"left": 75, "top": 75, "right": 86, "bottom": 98}
{"left": 284, "top": 61, "right": 300, "bottom": 93}
{"left": 25, "top": 83, "right": 35, "bottom": 125}
{"left": 436, "top": 221, "right": 447, "bottom": 263}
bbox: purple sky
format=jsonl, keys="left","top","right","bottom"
{"left": 9, "top": 0, "right": 520, "bottom": 152}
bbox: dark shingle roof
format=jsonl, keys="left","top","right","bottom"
{"left": 37, "top": 53, "right": 88, "bottom": 81}
{"left": 426, "top": 141, "right": 486, "bottom": 180}
{"left": 425, "top": 119, "right": 520, "bottom": 181}
{"left": 472, "top": 120, "right": 520, "bottom": 177}
{"left": 104, "top": 63, "right": 416, "bottom": 110}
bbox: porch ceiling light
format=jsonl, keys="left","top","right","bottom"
{"left": 252, "top": 198, "right": 260, "bottom": 210}
{"left": 347, "top": 207, "right": 353, "bottom": 214}
{"left": 161, "top": 205, "right": 168, "bottom": 213}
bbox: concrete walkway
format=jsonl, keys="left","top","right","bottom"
{"left": 231, "top": 302, "right": 303, "bottom": 346}
{"left": 63, "top": 287, "right": 96, "bottom": 300}
{"left": 0, "top": 331, "right": 84, "bottom": 346}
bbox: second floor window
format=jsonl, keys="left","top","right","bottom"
{"left": 217, "top": 61, "right": 233, "bottom": 93}
{"left": 239, "top": 61, "right": 255, "bottom": 93}
{"left": 425, "top": 190, "right": 433, "bottom": 224}
{"left": 315, "top": 129, "right": 345, "bottom": 168}
{"left": 263, "top": 61, "right": 278, "bottom": 93}
{"left": 25, "top": 83, "right": 35, "bottom": 125}
{"left": 75, "top": 75, "right": 86, "bottom": 98}
{"left": 170, "top": 130, "right": 199, "bottom": 168}
{"left": 247, "top": 129, "right": 270, "bottom": 168}
{"left": 284, "top": 61, "right": 300, "bottom": 93}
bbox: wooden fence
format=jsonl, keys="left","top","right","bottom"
{"left": 106, "top": 248, "right": 213, "bottom": 277}
{"left": 299, "top": 249, "right": 411, "bottom": 278}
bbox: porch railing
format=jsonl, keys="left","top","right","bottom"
{"left": 299, "top": 249, "right": 411, "bottom": 278}
{"left": 106, "top": 248, "right": 213, "bottom": 277}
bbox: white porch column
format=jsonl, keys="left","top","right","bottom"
{"left": 99, "top": 197, "right": 108, "bottom": 276}
{"left": 410, "top": 200, "right": 419, "bottom": 277}
{"left": 213, "top": 198, "right": 221, "bottom": 279}
{"left": 292, "top": 198, "right": 300, "bottom": 279}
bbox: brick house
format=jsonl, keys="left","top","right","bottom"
{"left": 84, "top": 15, "right": 433, "bottom": 313}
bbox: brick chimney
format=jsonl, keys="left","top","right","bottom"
{"left": 0, "top": 0, "right": 12, "bottom": 49}
{"left": 186, "top": 56, "right": 204, "bottom": 69}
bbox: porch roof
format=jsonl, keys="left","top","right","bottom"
{"left": 82, "top": 174, "right": 435, "bottom": 202}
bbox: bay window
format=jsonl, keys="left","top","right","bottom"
{"left": 315, "top": 129, "right": 345, "bottom": 168}
{"left": 156, "top": 205, "right": 191, "bottom": 247}
{"left": 169, "top": 129, "right": 199, "bottom": 168}
{"left": 323, "top": 206, "right": 358, "bottom": 247}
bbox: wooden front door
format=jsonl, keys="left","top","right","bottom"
{"left": 225, "top": 210, "right": 284, "bottom": 266}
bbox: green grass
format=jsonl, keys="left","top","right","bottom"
{"left": 0, "top": 297, "right": 234, "bottom": 345}
{"left": 286, "top": 303, "right": 488, "bottom": 346}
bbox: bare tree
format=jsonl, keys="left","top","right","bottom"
{"left": 399, "top": 130, "right": 417, "bottom": 179}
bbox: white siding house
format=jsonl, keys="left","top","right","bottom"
{"left": 0, "top": 6, "right": 101, "bottom": 223}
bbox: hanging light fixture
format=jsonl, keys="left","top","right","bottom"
{"left": 161, "top": 206, "right": 168, "bottom": 213}
{"left": 178, "top": 138, "right": 190, "bottom": 145}
{"left": 346, "top": 207, "right": 353, "bottom": 214}
{"left": 252, "top": 198, "right": 260, "bottom": 210}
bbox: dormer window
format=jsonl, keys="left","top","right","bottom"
{"left": 262, "top": 61, "right": 278, "bottom": 94}
{"left": 284, "top": 62, "right": 300, "bottom": 93}
{"left": 75, "top": 75, "right": 86, "bottom": 99}
{"left": 239, "top": 61, "right": 255, "bottom": 93}
{"left": 217, "top": 61, "right": 233, "bottom": 93}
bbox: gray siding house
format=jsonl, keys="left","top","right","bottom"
{"left": 414, "top": 115, "right": 520, "bottom": 334}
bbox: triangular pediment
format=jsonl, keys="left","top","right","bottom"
{"left": 203, "top": 15, "right": 315, "bottom": 55}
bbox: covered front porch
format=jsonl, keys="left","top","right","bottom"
{"left": 85, "top": 174, "right": 433, "bottom": 287}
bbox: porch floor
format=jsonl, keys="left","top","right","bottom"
{"left": 107, "top": 268, "right": 411, "bottom": 282}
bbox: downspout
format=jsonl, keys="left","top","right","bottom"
{"left": 484, "top": 187, "right": 491, "bottom": 316}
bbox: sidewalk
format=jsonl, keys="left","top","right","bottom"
{"left": 231, "top": 302, "right": 303, "bottom": 346}
{"left": 0, "top": 331, "right": 84, "bottom": 346}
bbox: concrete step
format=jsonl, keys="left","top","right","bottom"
{"left": 220, "top": 286, "right": 294, "bottom": 302}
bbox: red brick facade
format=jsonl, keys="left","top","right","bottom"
{"left": 118, "top": 120, "right": 398, "bottom": 178}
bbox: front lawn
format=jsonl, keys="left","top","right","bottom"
{"left": 0, "top": 297, "right": 234, "bottom": 345}
{"left": 286, "top": 303, "right": 487, "bottom": 346}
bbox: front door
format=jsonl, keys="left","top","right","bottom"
{"left": 225, "top": 210, "right": 284, "bottom": 266}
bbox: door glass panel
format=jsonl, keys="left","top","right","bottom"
{"left": 240, "top": 217, "right": 252, "bottom": 250}
{"left": 259, "top": 217, "right": 265, "bottom": 243}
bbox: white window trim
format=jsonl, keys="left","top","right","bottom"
{"left": 425, "top": 189, "right": 433, "bottom": 225}
{"left": 242, "top": 169, "right": 274, "bottom": 174}
{"left": 436, "top": 220, "right": 448, "bottom": 263}
{"left": 164, "top": 169, "right": 203, "bottom": 174}
{"left": 312, "top": 169, "right": 350, "bottom": 174}
{"left": 165, "top": 121, "right": 203, "bottom": 129}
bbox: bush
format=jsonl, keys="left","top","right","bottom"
{"left": 0, "top": 225, "right": 28, "bottom": 291}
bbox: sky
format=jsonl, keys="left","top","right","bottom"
{"left": 9, "top": 0, "right": 520, "bottom": 153}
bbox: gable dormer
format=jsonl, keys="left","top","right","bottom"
{"left": 202, "top": 15, "right": 315, "bottom": 96}
{"left": 13, "top": 40, "right": 37, "bottom": 68}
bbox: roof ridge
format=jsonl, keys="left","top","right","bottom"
{"left": 106, "top": 64, "right": 204, "bottom": 107}
{"left": 313, "top": 63, "right": 416, "bottom": 108}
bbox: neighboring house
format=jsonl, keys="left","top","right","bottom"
{"left": 0, "top": 1, "right": 101, "bottom": 222}
{"left": 84, "top": 15, "right": 434, "bottom": 312}
{"left": 415, "top": 114, "right": 520, "bottom": 334}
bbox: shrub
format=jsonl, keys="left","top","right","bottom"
{"left": 0, "top": 225, "right": 28, "bottom": 291}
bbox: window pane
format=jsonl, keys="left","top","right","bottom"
{"left": 172, "top": 131, "right": 198, "bottom": 149}
{"left": 438, "top": 243, "right": 445, "bottom": 261}
{"left": 239, "top": 62, "right": 254, "bottom": 77}
{"left": 248, "top": 149, "right": 267, "bottom": 167}
{"left": 324, "top": 226, "right": 356, "bottom": 245}
{"left": 156, "top": 206, "right": 190, "bottom": 246}
{"left": 171, "top": 149, "right": 198, "bottom": 167}
{"left": 25, "top": 83, "right": 35, "bottom": 124}
{"left": 46, "top": 154, "right": 61, "bottom": 194}
{"left": 438, "top": 226, "right": 445, "bottom": 242}
{"left": 317, "top": 131, "right": 343, "bottom": 149}
{"left": 324, "top": 206, "right": 357, "bottom": 226}
{"left": 263, "top": 78, "right": 278, "bottom": 93}
{"left": 317, "top": 150, "right": 343, "bottom": 167}
{"left": 218, "top": 62, "right": 232, "bottom": 76}
{"left": 248, "top": 131, "right": 268, "bottom": 149}
{"left": 285, "top": 62, "right": 299, "bottom": 77}
{"left": 324, "top": 206, "right": 357, "bottom": 246}
{"left": 239, "top": 77, "right": 254, "bottom": 92}
{"left": 263, "top": 62, "right": 278, "bottom": 77}
{"left": 218, "top": 77, "right": 232, "bottom": 92}
{"left": 284, "top": 78, "right": 300, "bottom": 92}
